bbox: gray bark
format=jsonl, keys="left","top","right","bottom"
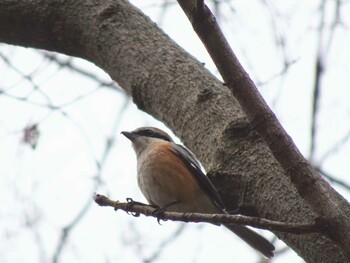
{"left": 0, "top": 0, "right": 348, "bottom": 261}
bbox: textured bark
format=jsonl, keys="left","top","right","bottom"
{"left": 0, "top": 0, "right": 348, "bottom": 262}
{"left": 177, "top": 0, "right": 350, "bottom": 258}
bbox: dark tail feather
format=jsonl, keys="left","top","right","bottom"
{"left": 224, "top": 224, "right": 275, "bottom": 258}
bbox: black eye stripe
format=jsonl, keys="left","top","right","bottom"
{"left": 136, "top": 130, "right": 172, "bottom": 142}
{"left": 136, "top": 129, "right": 154, "bottom": 137}
{"left": 153, "top": 134, "right": 172, "bottom": 142}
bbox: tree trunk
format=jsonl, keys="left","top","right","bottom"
{"left": 0, "top": 0, "right": 348, "bottom": 261}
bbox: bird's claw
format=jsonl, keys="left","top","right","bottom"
{"left": 152, "top": 207, "right": 167, "bottom": 224}
{"left": 152, "top": 200, "right": 180, "bottom": 224}
{"left": 125, "top": 197, "right": 147, "bottom": 217}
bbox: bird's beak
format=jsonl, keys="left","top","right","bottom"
{"left": 121, "top": 131, "right": 137, "bottom": 141}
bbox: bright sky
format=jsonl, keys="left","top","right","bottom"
{"left": 1, "top": 0, "right": 350, "bottom": 262}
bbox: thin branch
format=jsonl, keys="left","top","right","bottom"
{"left": 310, "top": 56, "right": 323, "bottom": 161}
{"left": 176, "top": 0, "right": 350, "bottom": 256}
{"left": 256, "top": 59, "right": 298, "bottom": 87}
{"left": 95, "top": 97, "right": 130, "bottom": 172}
{"left": 144, "top": 224, "right": 186, "bottom": 263}
{"left": 319, "top": 128, "right": 350, "bottom": 164}
{"left": 317, "top": 168, "right": 350, "bottom": 191}
{"left": 156, "top": 0, "right": 176, "bottom": 26}
{"left": 52, "top": 97, "right": 130, "bottom": 263}
{"left": 311, "top": 0, "right": 343, "bottom": 160}
{"left": 310, "top": 0, "right": 326, "bottom": 161}
{"left": 41, "top": 52, "right": 122, "bottom": 91}
{"left": 0, "top": 51, "right": 54, "bottom": 104}
{"left": 93, "top": 194, "right": 323, "bottom": 235}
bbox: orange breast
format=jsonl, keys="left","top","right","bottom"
{"left": 137, "top": 142, "right": 217, "bottom": 214}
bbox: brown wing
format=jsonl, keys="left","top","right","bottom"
{"left": 170, "top": 144, "right": 225, "bottom": 210}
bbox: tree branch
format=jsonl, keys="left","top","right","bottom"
{"left": 94, "top": 194, "right": 323, "bottom": 235}
{"left": 0, "top": 0, "right": 348, "bottom": 261}
{"left": 176, "top": 0, "right": 350, "bottom": 258}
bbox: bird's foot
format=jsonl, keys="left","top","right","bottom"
{"left": 152, "top": 200, "right": 180, "bottom": 224}
{"left": 125, "top": 197, "right": 148, "bottom": 217}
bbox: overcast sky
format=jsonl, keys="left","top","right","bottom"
{"left": 1, "top": 0, "right": 349, "bottom": 262}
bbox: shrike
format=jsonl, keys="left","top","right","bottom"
{"left": 122, "top": 127, "right": 274, "bottom": 258}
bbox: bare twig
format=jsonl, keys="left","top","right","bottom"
{"left": 310, "top": 0, "right": 343, "bottom": 160}
{"left": 144, "top": 224, "right": 185, "bottom": 263}
{"left": 0, "top": 51, "right": 54, "bottom": 104}
{"left": 41, "top": 52, "right": 122, "bottom": 91}
{"left": 310, "top": 56, "right": 323, "bottom": 160}
{"left": 317, "top": 168, "right": 350, "bottom": 191}
{"left": 52, "top": 98, "right": 130, "bottom": 263}
{"left": 319, "top": 128, "right": 350, "bottom": 164}
{"left": 94, "top": 194, "right": 323, "bottom": 235}
{"left": 310, "top": 0, "right": 326, "bottom": 160}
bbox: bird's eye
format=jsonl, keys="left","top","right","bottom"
{"left": 143, "top": 129, "right": 155, "bottom": 137}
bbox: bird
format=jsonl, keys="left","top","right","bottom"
{"left": 122, "top": 127, "right": 275, "bottom": 258}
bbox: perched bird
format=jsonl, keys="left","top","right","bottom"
{"left": 122, "top": 127, "right": 274, "bottom": 258}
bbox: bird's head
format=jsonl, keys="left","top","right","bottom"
{"left": 122, "top": 127, "right": 174, "bottom": 155}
